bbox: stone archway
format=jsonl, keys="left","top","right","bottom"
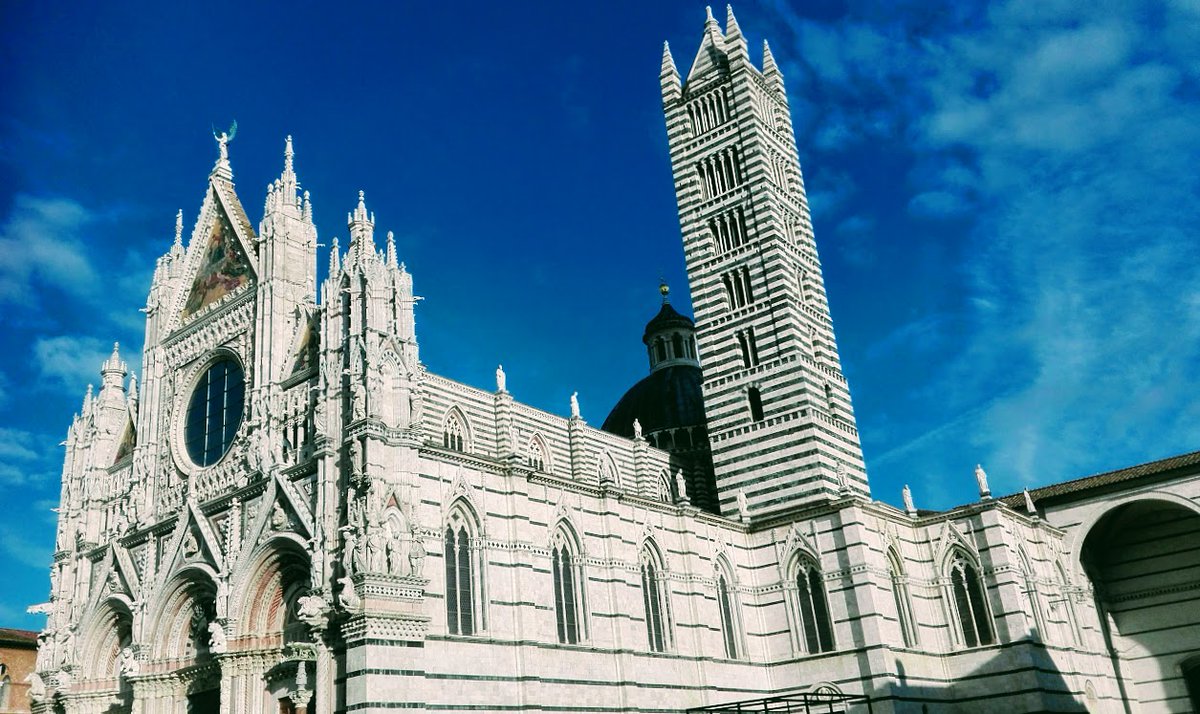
{"left": 1080, "top": 498, "right": 1200, "bottom": 711}
{"left": 141, "top": 569, "right": 221, "bottom": 714}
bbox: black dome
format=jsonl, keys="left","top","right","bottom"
{"left": 601, "top": 364, "right": 706, "bottom": 438}
{"left": 642, "top": 302, "right": 694, "bottom": 344}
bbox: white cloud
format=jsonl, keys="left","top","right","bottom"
{"left": 33, "top": 335, "right": 113, "bottom": 390}
{"left": 0, "top": 195, "right": 99, "bottom": 308}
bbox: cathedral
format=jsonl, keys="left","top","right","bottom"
{"left": 30, "top": 7, "right": 1200, "bottom": 714}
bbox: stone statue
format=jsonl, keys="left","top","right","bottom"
{"left": 207, "top": 621, "right": 227, "bottom": 653}
{"left": 341, "top": 528, "right": 358, "bottom": 576}
{"left": 736, "top": 490, "right": 749, "bottom": 523}
{"left": 118, "top": 646, "right": 139, "bottom": 677}
{"left": 387, "top": 534, "right": 407, "bottom": 576}
{"left": 496, "top": 364, "right": 506, "bottom": 392}
{"left": 296, "top": 593, "right": 331, "bottom": 631}
{"left": 213, "top": 120, "right": 237, "bottom": 163}
{"left": 182, "top": 530, "right": 200, "bottom": 558}
{"left": 408, "top": 534, "right": 427, "bottom": 577}
{"left": 367, "top": 528, "right": 387, "bottom": 572}
{"left": 902, "top": 484, "right": 916, "bottom": 515}
{"left": 674, "top": 469, "right": 688, "bottom": 502}
{"left": 975, "top": 463, "right": 991, "bottom": 499}
{"left": 337, "top": 574, "right": 361, "bottom": 610}
{"left": 215, "top": 576, "right": 230, "bottom": 619}
{"left": 351, "top": 382, "right": 367, "bottom": 421}
{"left": 348, "top": 440, "right": 363, "bottom": 480}
{"left": 313, "top": 394, "right": 327, "bottom": 436}
{"left": 27, "top": 672, "right": 45, "bottom": 703}
{"left": 271, "top": 501, "right": 288, "bottom": 531}
{"left": 570, "top": 392, "right": 580, "bottom": 419}
{"left": 633, "top": 418, "right": 643, "bottom": 440}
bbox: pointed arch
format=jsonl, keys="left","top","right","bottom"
{"left": 639, "top": 538, "right": 673, "bottom": 652}
{"left": 944, "top": 547, "right": 995, "bottom": 648}
{"left": 886, "top": 547, "right": 918, "bottom": 647}
{"left": 230, "top": 534, "right": 312, "bottom": 649}
{"left": 787, "top": 551, "right": 835, "bottom": 654}
{"left": 1055, "top": 559, "right": 1082, "bottom": 645}
{"left": 441, "top": 406, "right": 470, "bottom": 452}
{"left": 526, "top": 433, "right": 551, "bottom": 473}
{"left": 549, "top": 519, "right": 587, "bottom": 644}
{"left": 145, "top": 565, "right": 219, "bottom": 662}
{"left": 77, "top": 595, "right": 134, "bottom": 682}
{"left": 444, "top": 499, "right": 485, "bottom": 635}
{"left": 714, "top": 554, "right": 743, "bottom": 659}
{"left": 1016, "top": 547, "right": 1047, "bottom": 642}
{"left": 597, "top": 451, "right": 619, "bottom": 487}
{"left": 656, "top": 469, "right": 673, "bottom": 503}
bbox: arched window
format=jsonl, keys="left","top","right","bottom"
{"left": 1018, "top": 549, "right": 1047, "bottom": 641}
{"left": 716, "top": 561, "right": 743, "bottom": 659}
{"left": 551, "top": 526, "right": 586, "bottom": 645}
{"left": 640, "top": 544, "right": 673, "bottom": 652}
{"left": 793, "top": 556, "right": 835, "bottom": 654}
{"left": 442, "top": 410, "right": 466, "bottom": 452}
{"left": 0, "top": 668, "right": 9, "bottom": 710}
{"left": 747, "top": 386, "right": 765, "bottom": 422}
{"left": 657, "top": 471, "right": 673, "bottom": 503}
{"left": 887, "top": 548, "right": 918, "bottom": 647}
{"left": 948, "top": 553, "right": 994, "bottom": 647}
{"left": 671, "top": 333, "right": 684, "bottom": 360}
{"left": 444, "top": 507, "right": 483, "bottom": 635}
{"left": 526, "top": 435, "right": 549, "bottom": 472}
{"left": 1055, "top": 561, "right": 1081, "bottom": 645}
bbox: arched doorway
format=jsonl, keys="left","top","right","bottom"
{"left": 145, "top": 570, "right": 221, "bottom": 713}
{"left": 1080, "top": 498, "right": 1200, "bottom": 711}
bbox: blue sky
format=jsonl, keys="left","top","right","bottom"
{"left": 1, "top": 1, "right": 1197, "bottom": 629}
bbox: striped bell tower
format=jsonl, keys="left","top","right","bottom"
{"left": 661, "top": 6, "right": 868, "bottom": 519}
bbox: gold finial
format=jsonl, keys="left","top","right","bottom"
{"left": 659, "top": 279, "right": 670, "bottom": 303}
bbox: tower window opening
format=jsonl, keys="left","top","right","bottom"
{"left": 747, "top": 387, "right": 765, "bottom": 422}
{"left": 672, "top": 333, "right": 684, "bottom": 360}
{"left": 655, "top": 338, "right": 667, "bottom": 363}
{"left": 723, "top": 267, "right": 754, "bottom": 311}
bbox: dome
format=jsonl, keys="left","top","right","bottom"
{"left": 642, "top": 302, "right": 694, "bottom": 344}
{"left": 601, "top": 363, "right": 706, "bottom": 438}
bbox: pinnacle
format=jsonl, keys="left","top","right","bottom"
{"left": 173, "top": 209, "right": 184, "bottom": 251}
{"left": 725, "top": 4, "right": 741, "bottom": 38}
{"left": 661, "top": 41, "right": 678, "bottom": 78}
{"left": 763, "top": 39, "right": 781, "bottom": 76}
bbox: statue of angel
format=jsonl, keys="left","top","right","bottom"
{"left": 213, "top": 120, "right": 237, "bottom": 162}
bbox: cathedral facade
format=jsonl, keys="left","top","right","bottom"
{"left": 31, "top": 8, "right": 1200, "bottom": 714}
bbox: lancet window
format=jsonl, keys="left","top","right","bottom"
{"left": 948, "top": 552, "right": 994, "bottom": 648}
{"left": 793, "top": 556, "right": 835, "bottom": 654}
{"left": 550, "top": 527, "right": 586, "bottom": 645}
{"left": 526, "top": 436, "right": 549, "bottom": 472}
{"left": 444, "top": 507, "right": 483, "bottom": 636}
{"left": 888, "top": 548, "right": 918, "bottom": 647}
{"left": 716, "top": 561, "right": 743, "bottom": 659}
{"left": 640, "top": 544, "right": 673, "bottom": 652}
{"left": 747, "top": 386, "right": 765, "bottom": 422}
{"left": 736, "top": 328, "right": 760, "bottom": 368}
{"left": 442, "top": 410, "right": 466, "bottom": 452}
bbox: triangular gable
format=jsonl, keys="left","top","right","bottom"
{"left": 181, "top": 195, "right": 255, "bottom": 320}
{"left": 289, "top": 312, "right": 317, "bottom": 376}
{"left": 686, "top": 25, "right": 729, "bottom": 84}
{"left": 113, "top": 415, "right": 136, "bottom": 464}
{"left": 163, "top": 503, "right": 224, "bottom": 578}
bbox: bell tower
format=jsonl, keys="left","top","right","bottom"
{"left": 662, "top": 6, "right": 868, "bottom": 518}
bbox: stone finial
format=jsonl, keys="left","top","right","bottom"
{"left": 284, "top": 134, "right": 294, "bottom": 173}
{"left": 1024, "top": 488, "right": 1037, "bottom": 515}
{"left": 83, "top": 383, "right": 94, "bottom": 414}
{"left": 329, "top": 237, "right": 341, "bottom": 275}
{"left": 659, "top": 280, "right": 670, "bottom": 304}
{"left": 569, "top": 392, "right": 580, "bottom": 419}
{"left": 495, "top": 364, "right": 506, "bottom": 393}
{"left": 173, "top": 209, "right": 184, "bottom": 251}
{"left": 386, "top": 231, "right": 398, "bottom": 267}
{"left": 975, "top": 463, "right": 991, "bottom": 500}
{"left": 128, "top": 372, "right": 138, "bottom": 402}
{"left": 902, "top": 484, "right": 916, "bottom": 517}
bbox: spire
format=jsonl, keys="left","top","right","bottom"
{"left": 660, "top": 41, "right": 681, "bottom": 99}
{"left": 686, "top": 6, "right": 728, "bottom": 83}
{"left": 101, "top": 342, "right": 128, "bottom": 390}
{"left": 284, "top": 135, "right": 294, "bottom": 175}
{"left": 724, "top": 5, "right": 746, "bottom": 57}
{"left": 82, "top": 384, "right": 94, "bottom": 416}
{"left": 348, "top": 190, "right": 375, "bottom": 252}
{"left": 704, "top": 6, "right": 721, "bottom": 38}
{"left": 302, "top": 190, "right": 312, "bottom": 222}
{"left": 329, "top": 236, "right": 341, "bottom": 275}
{"left": 172, "top": 210, "right": 185, "bottom": 254}
{"left": 762, "top": 39, "right": 780, "bottom": 75}
{"left": 279, "top": 134, "right": 298, "bottom": 199}
{"left": 386, "top": 230, "right": 398, "bottom": 268}
{"left": 128, "top": 372, "right": 138, "bottom": 404}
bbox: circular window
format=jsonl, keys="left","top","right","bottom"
{"left": 184, "top": 357, "right": 245, "bottom": 467}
